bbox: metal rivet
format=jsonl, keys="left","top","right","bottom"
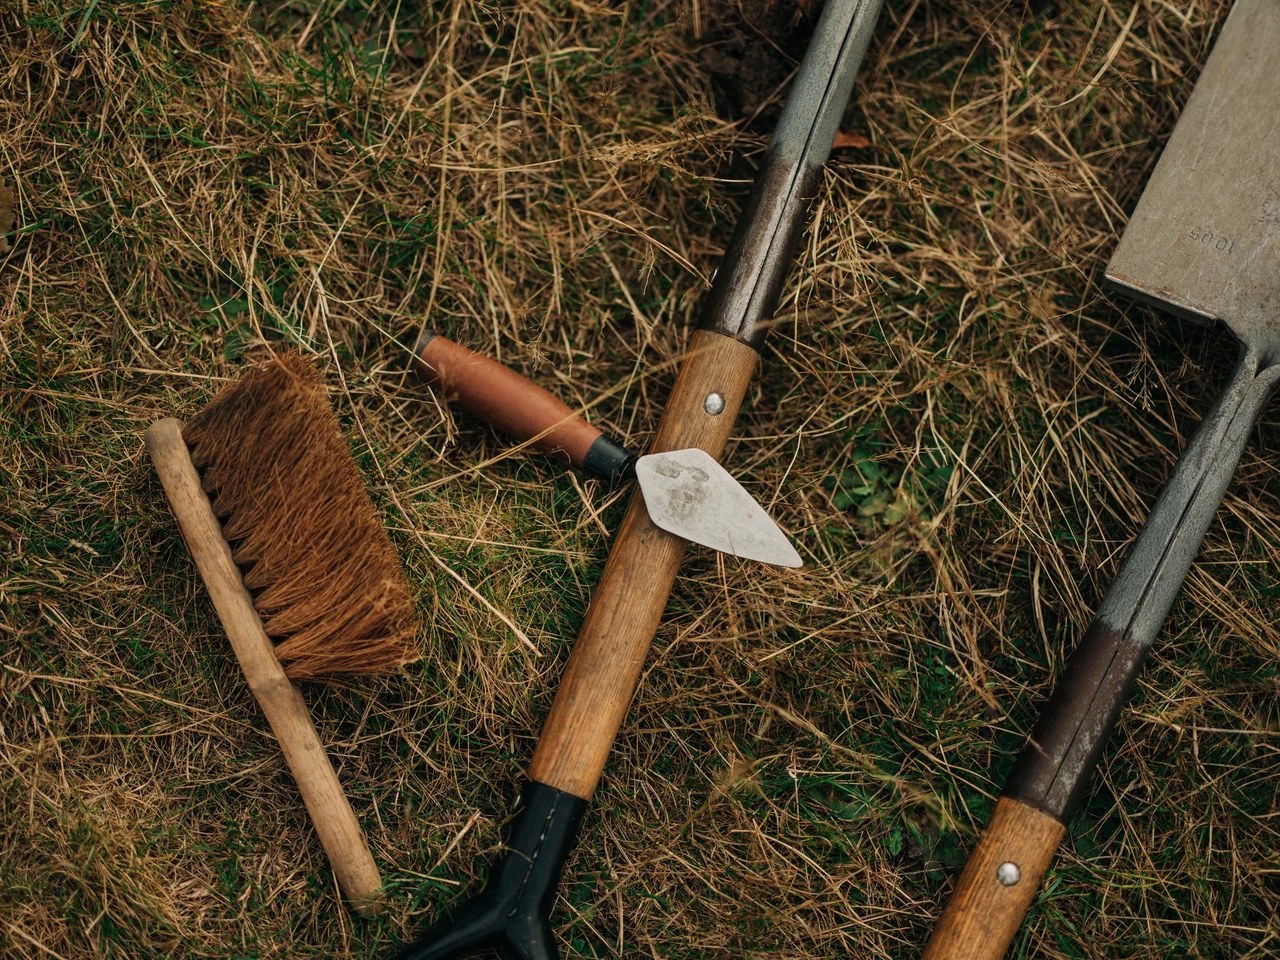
{"left": 996, "top": 862, "right": 1020, "bottom": 887}
{"left": 704, "top": 392, "right": 726, "bottom": 416}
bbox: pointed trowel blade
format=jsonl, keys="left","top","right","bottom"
{"left": 635, "top": 448, "right": 803, "bottom": 568}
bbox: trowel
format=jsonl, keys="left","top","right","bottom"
{"left": 412, "top": 331, "right": 802, "bottom": 567}
{"left": 922, "top": 1, "right": 1280, "bottom": 956}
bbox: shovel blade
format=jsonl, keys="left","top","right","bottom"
{"left": 1104, "top": 0, "right": 1280, "bottom": 346}
{"left": 635, "top": 448, "right": 802, "bottom": 568}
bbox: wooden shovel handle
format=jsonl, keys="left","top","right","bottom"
{"left": 920, "top": 797, "right": 1065, "bottom": 960}
{"left": 414, "top": 332, "right": 605, "bottom": 468}
{"left": 145, "top": 418, "right": 384, "bottom": 916}
{"left": 527, "top": 330, "right": 759, "bottom": 799}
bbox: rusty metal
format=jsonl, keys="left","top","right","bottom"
{"left": 1000, "top": 0, "right": 1280, "bottom": 827}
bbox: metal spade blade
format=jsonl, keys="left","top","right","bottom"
{"left": 1105, "top": 0, "right": 1280, "bottom": 344}
{"left": 635, "top": 448, "right": 803, "bottom": 568}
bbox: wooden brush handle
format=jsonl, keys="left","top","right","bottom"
{"left": 527, "top": 330, "right": 758, "bottom": 799}
{"left": 920, "top": 797, "right": 1065, "bottom": 960}
{"left": 414, "top": 332, "right": 636, "bottom": 481}
{"left": 145, "top": 418, "right": 384, "bottom": 916}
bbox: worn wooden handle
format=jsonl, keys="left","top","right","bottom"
{"left": 145, "top": 418, "right": 384, "bottom": 916}
{"left": 414, "top": 332, "right": 604, "bottom": 467}
{"left": 920, "top": 797, "right": 1066, "bottom": 960}
{"left": 527, "top": 330, "right": 759, "bottom": 799}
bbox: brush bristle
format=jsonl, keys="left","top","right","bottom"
{"left": 183, "top": 351, "right": 420, "bottom": 679}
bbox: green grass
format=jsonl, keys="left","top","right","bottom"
{"left": 2, "top": 0, "right": 1279, "bottom": 957}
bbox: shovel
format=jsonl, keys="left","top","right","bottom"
{"left": 921, "top": 1, "right": 1280, "bottom": 956}
{"left": 394, "top": 1, "right": 884, "bottom": 957}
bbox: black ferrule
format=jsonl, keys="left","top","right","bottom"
{"left": 696, "top": 155, "right": 824, "bottom": 351}
{"left": 581, "top": 434, "right": 638, "bottom": 484}
{"left": 395, "top": 781, "right": 588, "bottom": 960}
{"left": 411, "top": 329, "right": 439, "bottom": 362}
{"left": 1002, "top": 619, "right": 1151, "bottom": 824}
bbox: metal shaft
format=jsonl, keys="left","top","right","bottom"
{"left": 699, "top": 0, "right": 882, "bottom": 346}
{"left": 1004, "top": 344, "right": 1280, "bottom": 822}
{"left": 921, "top": 343, "right": 1280, "bottom": 960}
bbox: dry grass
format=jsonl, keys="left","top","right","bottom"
{"left": 3, "top": 0, "right": 1279, "bottom": 957}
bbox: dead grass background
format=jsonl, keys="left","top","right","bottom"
{"left": 2, "top": 0, "right": 1279, "bottom": 957}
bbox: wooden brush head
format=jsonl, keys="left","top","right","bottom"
{"left": 183, "top": 351, "right": 419, "bottom": 679}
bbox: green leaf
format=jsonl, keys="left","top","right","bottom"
{"left": 223, "top": 326, "right": 253, "bottom": 361}
{"left": 858, "top": 489, "right": 891, "bottom": 517}
{"left": 201, "top": 295, "right": 250, "bottom": 319}
{"left": 884, "top": 492, "right": 914, "bottom": 524}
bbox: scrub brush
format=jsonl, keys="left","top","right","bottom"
{"left": 145, "top": 351, "right": 419, "bottom": 914}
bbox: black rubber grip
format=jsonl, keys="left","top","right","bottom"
{"left": 581, "top": 434, "right": 637, "bottom": 484}
{"left": 396, "top": 781, "right": 587, "bottom": 960}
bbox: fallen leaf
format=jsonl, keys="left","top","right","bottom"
{"left": 832, "top": 130, "right": 872, "bottom": 150}
{"left": 0, "top": 184, "right": 13, "bottom": 254}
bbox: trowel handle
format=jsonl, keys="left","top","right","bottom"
{"left": 922, "top": 346, "right": 1280, "bottom": 960}
{"left": 412, "top": 332, "right": 636, "bottom": 482}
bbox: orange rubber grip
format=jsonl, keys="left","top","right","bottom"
{"left": 414, "top": 333, "right": 603, "bottom": 468}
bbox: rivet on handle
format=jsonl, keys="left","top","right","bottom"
{"left": 996, "top": 861, "right": 1021, "bottom": 886}
{"left": 703, "top": 392, "right": 726, "bottom": 416}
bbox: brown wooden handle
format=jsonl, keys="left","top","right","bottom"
{"left": 145, "top": 418, "right": 384, "bottom": 916}
{"left": 414, "top": 332, "right": 605, "bottom": 467}
{"left": 527, "top": 330, "right": 759, "bottom": 799}
{"left": 920, "top": 797, "right": 1066, "bottom": 960}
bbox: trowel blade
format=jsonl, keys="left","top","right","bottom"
{"left": 635, "top": 448, "right": 803, "bottom": 568}
{"left": 1104, "top": 0, "right": 1280, "bottom": 344}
